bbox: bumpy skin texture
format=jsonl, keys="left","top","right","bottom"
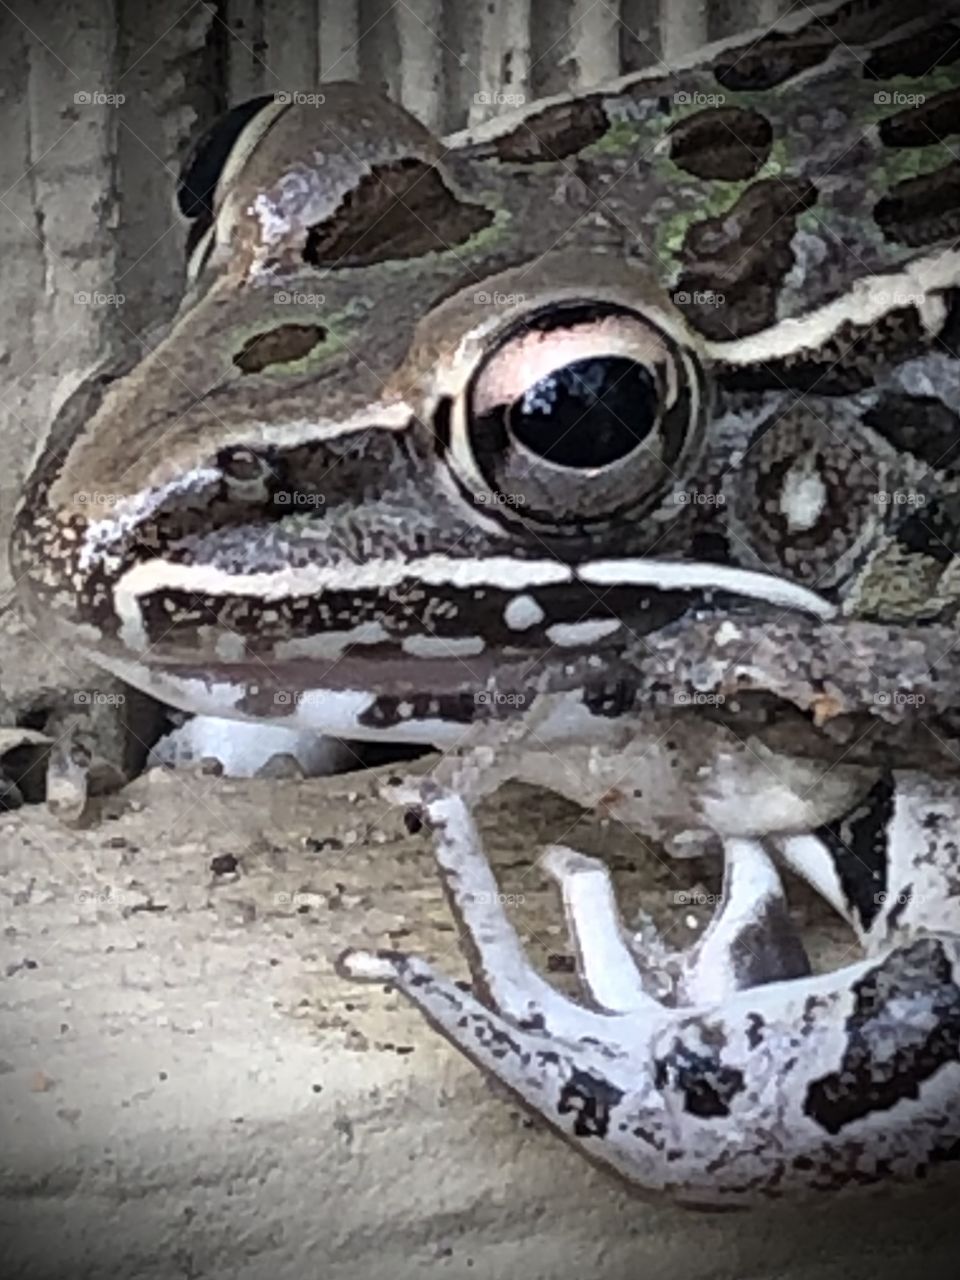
{"left": 341, "top": 779, "right": 960, "bottom": 1207}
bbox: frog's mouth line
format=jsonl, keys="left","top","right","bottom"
{"left": 101, "top": 554, "right": 836, "bottom": 669}
{"left": 65, "top": 556, "right": 840, "bottom": 717}
{"left": 111, "top": 554, "right": 836, "bottom": 628}
{"left": 92, "top": 593, "right": 830, "bottom": 729}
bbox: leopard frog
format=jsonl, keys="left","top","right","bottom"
{"left": 10, "top": 0, "right": 960, "bottom": 1207}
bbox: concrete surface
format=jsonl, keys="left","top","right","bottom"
{"left": 3, "top": 721, "right": 959, "bottom": 1280}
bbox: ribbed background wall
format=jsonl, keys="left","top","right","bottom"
{"left": 219, "top": 0, "right": 791, "bottom": 131}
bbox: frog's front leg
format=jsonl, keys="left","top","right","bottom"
{"left": 341, "top": 783, "right": 960, "bottom": 1207}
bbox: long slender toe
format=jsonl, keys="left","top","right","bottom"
{"left": 681, "top": 837, "right": 810, "bottom": 1004}
{"left": 542, "top": 845, "right": 657, "bottom": 1013}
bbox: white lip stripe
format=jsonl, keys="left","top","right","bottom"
{"left": 579, "top": 560, "right": 835, "bottom": 617}
{"left": 402, "top": 634, "right": 487, "bottom": 658}
{"left": 113, "top": 554, "right": 574, "bottom": 613}
{"left": 113, "top": 551, "right": 833, "bottom": 624}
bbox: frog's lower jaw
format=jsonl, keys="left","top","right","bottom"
{"left": 86, "top": 649, "right": 470, "bottom": 747}
{"left": 341, "top": 781, "right": 960, "bottom": 1207}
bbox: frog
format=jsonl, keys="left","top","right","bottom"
{"left": 9, "top": 0, "right": 960, "bottom": 1207}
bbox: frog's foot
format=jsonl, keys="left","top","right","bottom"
{"left": 539, "top": 846, "right": 652, "bottom": 1012}
{"left": 339, "top": 780, "right": 960, "bottom": 1205}
{"left": 542, "top": 835, "right": 810, "bottom": 1009}
{"left": 373, "top": 780, "right": 658, "bottom": 1045}
{"left": 357, "top": 782, "right": 808, "bottom": 1025}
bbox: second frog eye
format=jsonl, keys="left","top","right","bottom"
{"left": 460, "top": 302, "right": 705, "bottom": 529}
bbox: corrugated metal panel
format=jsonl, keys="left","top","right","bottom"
{"left": 214, "top": 0, "right": 793, "bottom": 131}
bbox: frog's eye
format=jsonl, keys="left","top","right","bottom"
{"left": 456, "top": 302, "right": 706, "bottom": 529}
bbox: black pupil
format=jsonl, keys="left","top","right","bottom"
{"left": 509, "top": 356, "right": 657, "bottom": 468}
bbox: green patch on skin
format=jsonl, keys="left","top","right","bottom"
{"left": 582, "top": 118, "right": 652, "bottom": 156}
{"left": 843, "top": 541, "right": 947, "bottom": 623}
{"left": 885, "top": 68, "right": 960, "bottom": 101}
{"left": 655, "top": 186, "right": 743, "bottom": 260}
{"left": 794, "top": 207, "right": 828, "bottom": 240}
{"left": 852, "top": 68, "right": 960, "bottom": 132}
{"left": 652, "top": 141, "right": 792, "bottom": 263}
{"left": 873, "top": 143, "right": 958, "bottom": 189}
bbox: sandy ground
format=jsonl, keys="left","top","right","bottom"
{"left": 0, "top": 613, "right": 958, "bottom": 1278}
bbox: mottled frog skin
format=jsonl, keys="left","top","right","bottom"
{"left": 10, "top": 0, "right": 960, "bottom": 1207}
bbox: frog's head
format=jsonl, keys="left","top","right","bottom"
{"left": 11, "top": 85, "right": 956, "bottom": 734}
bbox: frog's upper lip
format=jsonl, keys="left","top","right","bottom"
{"left": 576, "top": 560, "right": 835, "bottom": 620}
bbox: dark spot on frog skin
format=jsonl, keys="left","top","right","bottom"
{"left": 667, "top": 107, "right": 772, "bottom": 182}
{"left": 875, "top": 161, "right": 960, "bottom": 247}
{"left": 896, "top": 494, "right": 960, "bottom": 566}
{"left": 359, "top": 692, "right": 478, "bottom": 731}
{"left": 712, "top": 39, "right": 831, "bottom": 90}
{"left": 674, "top": 178, "right": 819, "bottom": 340}
{"left": 654, "top": 1038, "right": 746, "bottom": 1118}
{"left": 864, "top": 22, "right": 960, "bottom": 78}
{"left": 557, "top": 1069, "right": 625, "bottom": 1138}
{"left": 886, "top": 885, "right": 912, "bottom": 933}
{"left": 464, "top": 96, "right": 610, "bottom": 163}
{"left": 878, "top": 88, "right": 960, "bottom": 149}
{"left": 863, "top": 394, "right": 960, "bottom": 472}
{"left": 582, "top": 678, "right": 637, "bottom": 718}
{"left": 305, "top": 159, "right": 493, "bottom": 266}
{"left": 804, "top": 937, "right": 960, "bottom": 1135}
{"left": 729, "top": 906, "right": 811, "bottom": 988}
{"left": 233, "top": 324, "right": 328, "bottom": 374}
{"left": 467, "top": 1016, "right": 529, "bottom": 1063}
{"left": 746, "top": 1013, "right": 765, "bottom": 1049}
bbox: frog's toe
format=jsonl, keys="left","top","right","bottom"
{"left": 541, "top": 845, "right": 653, "bottom": 1013}
{"left": 336, "top": 948, "right": 404, "bottom": 983}
{"left": 676, "top": 836, "right": 812, "bottom": 1004}
{"left": 378, "top": 784, "right": 649, "bottom": 1044}
{"left": 340, "top": 945, "right": 636, "bottom": 1131}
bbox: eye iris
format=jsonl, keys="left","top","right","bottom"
{"left": 509, "top": 356, "right": 657, "bottom": 468}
